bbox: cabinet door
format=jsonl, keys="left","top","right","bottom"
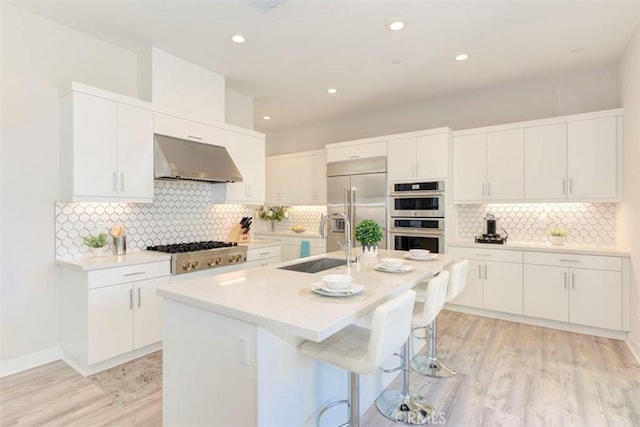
{"left": 265, "top": 157, "right": 288, "bottom": 203}
{"left": 483, "top": 261, "right": 523, "bottom": 315}
{"left": 153, "top": 112, "right": 226, "bottom": 145}
{"left": 88, "top": 283, "right": 133, "bottom": 364}
{"left": 567, "top": 117, "right": 617, "bottom": 199}
{"left": 73, "top": 92, "right": 118, "bottom": 198}
{"left": 326, "top": 141, "right": 387, "bottom": 162}
{"left": 117, "top": 103, "right": 154, "bottom": 200}
{"left": 309, "top": 152, "right": 327, "bottom": 204}
{"left": 453, "top": 134, "right": 486, "bottom": 202}
{"left": 415, "top": 133, "right": 448, "bottom": 180}
{"left": 523, "top": 264, "right": 568, "bottom": 322}
{"left": 134, "top": 276, "right": 167, "bottom": 349}
{"left": 449, "top": 259, "right": 484, "bottom": 308}
{"left": 569, "top": 268, "right": 621, "bottom": 330}
{"left": 486, "top": 129, "right": 524, "bottom": 200}
{"left": 524, "top": 123, "right": 568, "bottom": 200}
{"left": 225, "top": 131, "right": 265, "bottom": 204}
{"left": 387, "top": 137, "right": 416, "bottom": 181}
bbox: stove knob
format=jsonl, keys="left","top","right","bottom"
{"left": 228, "top": 256, "right": 235, "bottom": 263}
{"left": 215, "top": 257, "right": 222, "bottom": 265}
{"left": 182, "top": 262, "right": 191, "bottom": 271}
{"left": 207, "top": 259, "right": 215, "bottom": 267}
{"left": 235, "top": 254, "right": 243, "bottom": 262}
{"left": 192, "top": 261, "right": 199, "bottom": 270}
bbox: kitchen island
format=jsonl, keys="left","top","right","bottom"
{"left": 157, "top": 250, "right": 453, "bottom": 427}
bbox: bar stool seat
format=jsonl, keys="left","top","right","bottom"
{"left": 300, "top": 290, "right": 416, "bottom": 427}
{"left": 376, "top": 271, "right": 450, "bottom": 425}
{"left": 411, "top": 259, "right": 469, "bottom": 378}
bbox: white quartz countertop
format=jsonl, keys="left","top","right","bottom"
{"left": 56, "top": 251, "right": 171, "bottom": 271}
{"left": 157, "top": 250, "right": 453, "bottom": 342}
{"left": 448, "top": 240, "right": 630, "bottom": 257}
{"left": 254, "top": 231, "right": 324, "bottom": 239}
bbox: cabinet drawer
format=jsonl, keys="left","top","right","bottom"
{"left": 448, "top": 246, "right": 523, "bottom": 263}
{"left": 326, "top": 141, "right": 387, "bottom": 162}
{"left": 247, "top": 246, "right": 282, "bottom": 261}
{"left": 88, "top": 261, "right": 170, "bottom": 289}
{"left": 523, "top": 251, "right": 622, "bottom": 271}
{"left": 154, "top": 112, "right": 226, "bottom": 146}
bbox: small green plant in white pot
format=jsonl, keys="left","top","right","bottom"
{"left": 83, "top": 232, "right": 109, "bottom": 256}
{"left": 547, "top": 228, "right": 569, "bottom": 246}
{"left": 354, "top": 219, "right": 384, "bottom": 257}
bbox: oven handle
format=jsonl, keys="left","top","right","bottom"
{"left": 389, "top": 230, "right": 445, "bottom": 237}
{"left": 389, "top": 191, "right": 444, "bottom": 197}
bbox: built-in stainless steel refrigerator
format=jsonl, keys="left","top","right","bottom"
{"left": 326, "top": 157, "right": 387, "bottom": 252}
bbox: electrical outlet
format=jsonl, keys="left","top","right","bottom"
{"left": 237, "top": 336, "right": 249, "bottom": 366}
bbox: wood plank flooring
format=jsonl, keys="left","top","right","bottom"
{"left": 1, "top": 311, "right": 638, "bottom": 426}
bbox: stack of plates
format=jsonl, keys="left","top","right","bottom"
{"left": 405, "top": 249, "right": 438, "bottom": 261}
{"left": 310, "top": 282, "right": 364, "bottom": 297}
{"left": 374, "top": 264, "right": 414, "bottom": 273}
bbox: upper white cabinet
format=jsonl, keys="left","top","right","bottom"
{"left": 266, "top": 150, "right": 327, "bottom": 205}
{"left": 222, "top": 130, "right": 266, "bottom": 205}
{"left": 154, "top": 112, "right": 226, "bottom": 145}
{"left": 388, "top": 129, "right": 450, "bottom": 181}
{"left": 326, "top": 139, "right": 387, "bottom": 162}
{"left": 60, "top": 84, "right": 154, "bottom": 203}
{"left": 453, "top": 129, "right": 524, "bottom": 202}
{"left": 454, "top": 109, "right": 622, "bottom": 203}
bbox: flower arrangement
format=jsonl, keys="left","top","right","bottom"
{"left": 258, "top": 206, "right": 290, "bottom": 230}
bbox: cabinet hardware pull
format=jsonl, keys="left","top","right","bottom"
{"left": 572, "top": 273, "right": 575, "bottom": 290}
{"left": 564, "top": 272, "right": 567, "bottom": 289}
{"left": 478, "top": 265, "right": 482, "bottom": 279}
{"left": 123, "top": 271, "right": 145, "bottom": 276}
{"left": 259, "top": 252, "right": 270, "bottom": 256}
{"left": 562, "top": 178, "right": 566, "bottom": 195}
{"left": 475, "top": 253, "right": 492, "bottom": 257}
{"left": 487, "top": 182, "right": 491, "bottom": 197}
{"left": 569, "top": 178, "right": 573, "bottom": 194}
{"left": 348, "top": 155, "right": 359, "bottom": 159}
{"left": 187, "top": 135, "right": 203, "bottom": 140}
{"left": 559, "top": 259, "right": 580, "bottom": 263}
{"left": 482, "top": 182, "right": 485, "bottom": 197}
{"left": 138, "top": 288, "right": 141, "bottom": 308}
{"left": 484, "top": 265, "right": 488, "bottom": 280}
{"left": 120, "top": 172, "right": 125, "bottom": 192}
{"left": 129, "top": 289, "right": 133, "bottom": 310}
{"left": 112, "top": 172, "right": 117, "bottom": 191}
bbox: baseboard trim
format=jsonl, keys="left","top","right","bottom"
{"left": 0, "top": 346, "right": 62, "bottom": 378}
{"left": 626, "top": 337, "right": 640, "bottom": 365}
{"left": 62, "top": 342, "right": 162, "bottom": 377}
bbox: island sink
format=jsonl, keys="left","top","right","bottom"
{"left": 278, "top": 257, "right": 345, "bottom": 273}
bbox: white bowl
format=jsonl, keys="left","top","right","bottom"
{"left": 380, "top": 258, "right": 404, "bottom": 269}
{"left": 409, "top": 249, "right": 430, "bottom": 258}
{"left": 322, "top": 274, "right": 354, "bottom": 290}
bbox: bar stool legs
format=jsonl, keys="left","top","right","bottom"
{"left": 410, "top": 317, "right": 456, "bottom": 378}
{"left": 376, "top": 340, "right": 435, "bottom": 425}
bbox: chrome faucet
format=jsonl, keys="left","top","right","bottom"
{"left": 322, "top": 212, "right": 352, "bottom": 272}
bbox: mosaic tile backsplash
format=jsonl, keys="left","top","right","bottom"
{"left": 455, "top": 203, "right": 617, "bottom": 246}
{"left": 55, "top": 180, "right": 327, "bottom": 260}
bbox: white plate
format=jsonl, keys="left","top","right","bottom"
{"left": 404, "top": 254, "right": 438, "bottom": 261}
{"left": 310, "top": 282, "right": 364, "bottom": 297}
{"left": 375, "top": 264, "right": 414, "bottom": 273}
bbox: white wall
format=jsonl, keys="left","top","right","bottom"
{"left": 225, "top": 88, "right": 254, "bottom": 130}
{"left": 266, "top": 64, "right": 619, "bottom": 155}
{"left": 0, "top": 3, "right": 138, "bottom": 372}
{"left": 618, "top": 22, "right": 640, "bottom": 362}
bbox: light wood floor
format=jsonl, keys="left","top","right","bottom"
{"left": 1, "top": 311, "right": 639, "bottom": 426}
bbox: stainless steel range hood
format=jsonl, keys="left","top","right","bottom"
{"left": 154, "top": 134, "right": 243, "bottom": 183}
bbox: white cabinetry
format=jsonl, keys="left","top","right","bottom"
{"left": 245, "top": 245, "right": 282, "bottom": 268}
{"left": 60, "top": 261, "right": 170, "bottom": 375}
{"left": 326, "top": 139, "right": 387, "bottom": 162}
{"left": 222, "top": 130, "right": 266, "bottom": 204}
{"left": 453, "top": 129, "right": 524, "bottom": 202}
{"left": 61, "top": 84, "right": 154, "bottom": 203}
{"left": 266, "top": 150, "right": 327, "bottom": 205}
{"left": 447, "top": 246, "right": 523, "bottom": 314}
{"left": 523, "top": 252, "right": 622, "bottom": 330}
{"left": 254, "top": 234, "right": 326, "bottom": 262}
{"left": 154, "top": 112, "right": 226, "bottom": 145}
{"left": 525, "top": 115, "right": 620, "bottom": 201}
{"left": 388, "top": 129, "right": 450, "bottom": 181}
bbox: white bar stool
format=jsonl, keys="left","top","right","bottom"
{"left": 300, "top": 290, "right": 416, "bottom": 427}
{"left": 376, "top": 271, "right": 450, "bottom": 425}
{"left": 411, "top": 259, "right": 469, "bottom": 378}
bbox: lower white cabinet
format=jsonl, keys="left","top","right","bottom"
{"left": 448, "top": 246, "right": 523, "bottom": 315}
{"left": 523, "top": 252, "right": 622, "bottom": 330}
{"left": 245, "top": 245, "right": 282, "bottom": 268}
{"left": 254, "top": 234, "right": 326, "bottom": 262}
{"left": 60, "top": 261, "right": 170, "bottom": 373}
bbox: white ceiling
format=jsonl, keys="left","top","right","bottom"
{"left": 12, "top": 0, "right": 640, "bottom": 133}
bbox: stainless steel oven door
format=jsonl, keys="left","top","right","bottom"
{"left": 390, "top": 194, "right": 444, "bottom": 218}
{"left": 390, "top": 230, "right": 444, "bottom": 254}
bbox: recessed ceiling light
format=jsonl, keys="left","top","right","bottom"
{"left": 388, "top": 19, "right": 406, "bottom": 31}
{"left": 231, "top": 34, "right": 246, "bottom": 44}
{"left": 262, "top": 116, "right": 271, "bottom": 120}
{"left": 455, "top": 53, "right": 469, "bottom": 62}
{"left": 327, "top": 88, "right": 338, "bottom": 94}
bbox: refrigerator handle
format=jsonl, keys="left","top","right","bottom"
{"left": 351, "top": 187, "right": 356, "bottom": 248}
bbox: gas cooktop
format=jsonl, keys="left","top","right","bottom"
{"left": 147, "top": 241, "right": 246, "bottom": 275}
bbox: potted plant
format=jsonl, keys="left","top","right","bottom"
{"left": 258, "top": 206, "right": 290, "bottom": 231}
{"left": 354, "top": 219, "right": 384, "bottom": 257}
{"left": 83, "top": 232, "right": 109, "bottom": 256}
{"left": 548, "top": 228, "right": 569, "bottom": 246}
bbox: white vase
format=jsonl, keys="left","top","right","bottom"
{"left": 91, "top": 246, "right": 106, "bottom": 256}
{"left": 550, "top": 236, "right": 565, "bottom": 246}
{"left": 362, "top": 245, "right": 378, "bottom": 257}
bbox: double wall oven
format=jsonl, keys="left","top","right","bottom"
{"left": 389, "top": 181, "right": 445, "bottom": 253}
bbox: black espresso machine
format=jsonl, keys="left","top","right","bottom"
{"left": 475, "top": 213, "right": 508, "bottom": 244}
